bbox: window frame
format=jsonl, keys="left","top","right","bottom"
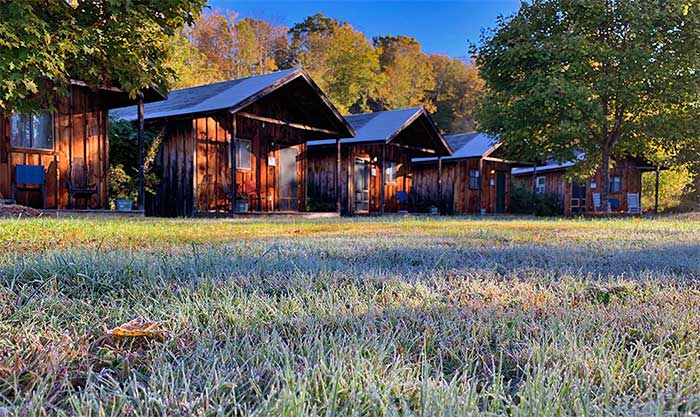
{"left": 535, "top": 176, "right": 546, "bottom": 194}
{"left": 9, "top": 111, "right": 55, "bottom": 151}
{"left": 609, "top": 176, "right": 622, "bottom": 193}
{"left": 469, "top": 169, "right": 481, "bottom": 190}
{"left": 384, "top": 161, "right": 397, "bottom": 184}
{"left": 235, "top": 138, "right": 252, "bottom": 171}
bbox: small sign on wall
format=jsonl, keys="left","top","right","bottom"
{"left": 268, "top": 156, "right": 276, "bottom": 166}
{"left": 590, "top": 182, "right": 597, "bottom": 189}
{"left": 490, "top": 179, "right": 495, "bottom": 186}
{"left": 371, "top": 168, "right": 377, "bottom": 176}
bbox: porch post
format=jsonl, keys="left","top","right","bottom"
{"left": 336, "top": 138, "right": 341, "bottom": 215}
{"left": 478, "top": 158, "right": 484, "bottom": 215}
{"left": 437, "top": 156, "right": 442, "bottom": 213}
{"left": 379, "top": 144, "right": 386, "bottom": 215}
{"left": 230, "top": 114, "right": 237, "bottom": 213}
{"left": 654, "top": 166, "right": 660, "bottom": 213}
{"left": 137, "top": 94, "right": 145, "bottom": 211}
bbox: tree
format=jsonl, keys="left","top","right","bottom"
{"left": 429, "top": 55, "right": 483, "bottom": 133}
{"left": 166, "top": 30, "right": 223, "bottom": 89}
{"left": 373, "top": 36, "right": 435, "bottom": 111}
{"left": 290, "top": 14, "right": 380, "bottom": 113}
{"left": 0, "top": 0, "right": 207, "bottom": 113}
{"left": 474, "top": 0, "right": 700, "bottom": 209}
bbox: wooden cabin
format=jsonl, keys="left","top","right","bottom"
{"left": 306, "top": 107, "right": 451, "bottom": 214}
{"left": 111, "top": 68, "right": 353, "bottom": 217}
{"left": 512, "top": 155, "right": 660, "bottom": 214}
{"left": 412, "top": 132, "right": 523, "bottom": 214}
{"left": 0, "top": 82, "right": 159, "bottom": 210}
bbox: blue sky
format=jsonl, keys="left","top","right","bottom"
{"left": 206, "top": 0, "right": 521, "bottom": 58}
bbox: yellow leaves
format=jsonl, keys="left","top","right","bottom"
{"left": 107, "top": 318, "right": 168, "bottom": 339}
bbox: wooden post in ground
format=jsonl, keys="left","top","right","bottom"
{"left": 137, "top": 95, "right": 145, "bottom": 211}
{"left": 655, "top": 166, "right": 660, "bottom": 213}
{"left": 336, "top": 138, "right": 342, "bottom": 215}
{"left": 230, "top": 115, "right": 237, "bottom": 213}
{"left": 437, "top": 156, "right": 442, "bottom": 213}
{"left": 379, "top": 144, "right": 386, "bottom": 215}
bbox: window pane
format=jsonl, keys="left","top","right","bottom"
{"left": 236, "top": 139, "right": 252, "bottom": 170}
{"left": 385, "top": 162, "right": 397, "bottom": 183}
{"left": 33, "top": 112, "right": 53, "bottom": 149}
{"left": 10, "top": 114, "right": 31, "bottom": 148}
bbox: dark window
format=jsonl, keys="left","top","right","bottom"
{"left": 385, "top": 161, "right": 397, "bottom": 183}
{"left": 469, "top": 169, "right": 480, "bottom": 189}
{"left": 235, "top": 139, "right": 252, "bottom": 170}
{"left": 609, "top": 176, "right": 621, "bottom": 193}
{"left": 535, "top": 176, "right": 546, "bottom": 194}
{"left": 10, "top": 112, "right": 54, "bottom": 150}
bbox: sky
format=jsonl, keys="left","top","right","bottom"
{"left": 206, "top": 0, "right": 522, "bottom": 59}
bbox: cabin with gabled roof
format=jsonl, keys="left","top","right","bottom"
{"left": 1, "top": 82, "right": 162, "bottom": 211}
{"left": 412, "top": 132, "right": 527, "bottom": 214}
{"left": 112, "top": 68, "right": 353, "bottom": 217}
{"left": 306, "top": 107, "right": 451, "bottom": 214}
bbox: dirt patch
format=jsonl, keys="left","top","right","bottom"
{"left": 665, "top": 212, "right": 700, "bottom": 221}
{"left": 0, "top": 204, "right": 42, "bottom": 218}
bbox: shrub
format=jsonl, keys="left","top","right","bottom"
{"left": 510, "top": 182, "right": 564, "bottom": 216}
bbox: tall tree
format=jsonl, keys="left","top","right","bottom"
{"left": 290, "top": 14, "right": 380, "bottom": 113}
{"left": 0, "top": 0, "right": 206, "bottom": 113}
{"left": 166, "top": 30, "right": 223, "bottom": 89}
{"left": 429, "top": 55, "right": 483, "bottom": 133}
{"left": 373, "top": 36, "right": 435, "bottom": 111}
{"left": 475, "top": 0, "right": 700, "bottom": 209}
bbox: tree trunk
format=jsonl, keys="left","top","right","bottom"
{"left": 600, "top": 145, "right": 611, "bottom": 212}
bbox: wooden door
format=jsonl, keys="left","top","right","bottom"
{"left": 496, "top": 171, "right": 506, "bottom": 214}
{"left": 278, "top": 147, "right": 298, "bottom": 211}
{"left": 571, "top": 182, "right": 586, "bottom": 213}
{"left": 353, "top": 157, "right": 370, "bottom": 213}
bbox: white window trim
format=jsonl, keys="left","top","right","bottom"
{"left": 469, "top": 169, "right": 480, "bottom": 190}
{"left": 235, "top": 138, "right": 252, "bottom": 171}
{"left": 535, "top": 176, "right": 546, "bottom": 194}
{"left": 385, "top": 161, "right": 397, "bottom": 184}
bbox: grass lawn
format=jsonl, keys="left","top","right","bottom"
{"left": 2, "top": 216, "right": 700, "bottom": 416}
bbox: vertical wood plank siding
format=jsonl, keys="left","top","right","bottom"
{"left": 412, "top": 158, "right": 512, "bottom": 214}
{"left": 0, "top": 85, "right": 109, "bottom": 209}
{"left": 512, "top": 159, "right": 646, "bottom": 214}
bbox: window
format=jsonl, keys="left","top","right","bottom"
{"left": 609, "top": 176, "right": 621, "bottom": 193}
{"left": 235, "top": 138, "right": 252, "bottom": 170}
{"left": 385, "top": 161, "right": 397, "bottom": 183}
{"left": 10, "top": 112, "right": 54, "bottom": 150}
{"left": 469, "top": 169, "right": 480, "bottom": 189}
{"left": 535, "top": 176, "right": 546, "bottom": 194}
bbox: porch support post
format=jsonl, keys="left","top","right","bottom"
{"left": 137, "top": 94, "right": 145, "bottom": 211}
{"left": 230, "top": 115, "right": 237, "bottom": 213}
{"left": 336, "top": 138, "right": 341, "bottom": 215}
{"left": 437, "top": 156, "right": 443, "bottom": 213}
{"left": 654, "top": 166, "right": 660, "bottom": 213}
{"left": 478, "top": 158, "right": 484, "bottom": 215}
{"left": 380, "top": 144, "right": 386, "bottom": 215}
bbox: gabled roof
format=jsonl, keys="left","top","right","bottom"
{"left": 111, "top": 69, "right": 298, "bottom": 121}
{"left": 511, "top": 153, "right": 585, "bottom": 175}
{"left": 412, "top": 132, "right": 499, "bottom": 163}
{"left": 109, "top": 69, "right": 353, "bottom": 137}
{"left": 307, "top": 107, "right": 451, "bottom": 155}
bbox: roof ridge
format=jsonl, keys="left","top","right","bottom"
{"left": 168, "top": 68, "right": 298, "bottom": 94}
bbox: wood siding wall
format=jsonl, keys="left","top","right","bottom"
{"left": 153, "top": 112, "right": 310, "bottom": 217}
{"left": 0, "top": 85, "right": 109, "bottom": 209}
{"left": 307, "top": 143, "right": 412, "bottom": 214}
{"left": 412, "top": 158, "right": 512, "bottom": 214}
{"left": 513, "top": 159, "right": 645, "bottom": 214}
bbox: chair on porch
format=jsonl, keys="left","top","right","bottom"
{"left": 13, "top": 165, "right": 46, "bottom": 209}
{"left": 627, "top": 193, "right": 641, "bottom": 214}
{"left": 592, "top": 193, "right": 603, "bottom": 212}
{"left": 243, "top": 179, "right": 262, "bottom": 211}
{"left": 67, "top": 157, "right": 98, "bottom": 209}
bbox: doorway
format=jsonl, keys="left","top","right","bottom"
{"left": 278, "top": 147, "right": 298, "bottom": 211}
{"left": 495, "top": 172, "right": 506, "bottom": 213}
{"left": 353, "top": 157, "right": 370, "bottom": 213}
{"left": 571, "top": 182, "right": 586, "bottom": 213}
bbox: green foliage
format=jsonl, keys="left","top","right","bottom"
{"left": 0, "top": 0, "right": 207, "bottom": 113}
{"left": 642, "top": 167, "right": 695, "bottom": 212}
{"left": 475, "top": 0, "right": 700, "bottom": 209}
{"left": 510, "top": 182, "right": 564, "bottom": 216}
{"left": 108, "top": 164, "right": 136, "bottom": 201}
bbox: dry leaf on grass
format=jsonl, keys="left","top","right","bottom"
{"left": 107, "top": 318, "right": 168, "bottom": 339}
